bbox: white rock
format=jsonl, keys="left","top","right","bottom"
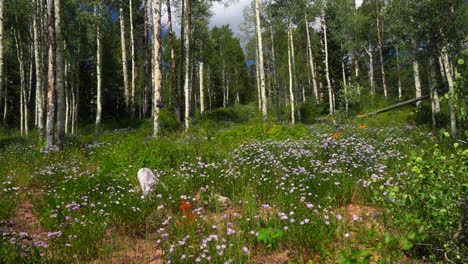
{"left": 137, "top": 168, "right": 158, "bottom": 196}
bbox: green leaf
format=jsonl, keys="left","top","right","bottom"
{"left": 458, "top": 59, "right": 464, "bottom": 65}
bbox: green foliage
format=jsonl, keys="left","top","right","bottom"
{"left": 257, "top": 220, "right": 283, "bottom": 249}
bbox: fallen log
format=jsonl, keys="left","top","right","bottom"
{"left": 357, "top": 95, "right": 430, "bottom": 118}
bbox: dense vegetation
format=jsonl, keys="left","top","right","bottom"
{"left": 1, "top": 103, "right": 467, "bottom": 263}
{"left": 0, "top": 0, "right": 467, "bottom": 263}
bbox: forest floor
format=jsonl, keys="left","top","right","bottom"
{"left": 0, "top": 104, "right": 467, "bottom": 263}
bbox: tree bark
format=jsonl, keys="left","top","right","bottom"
{"left": 428, "top": 57, "right": 440, "bottom": 129}
{"left": 287, "top": 23, "right": 295, "bottom": 125}
{"left": 183, "top": 0, "right": 191, "bottom": 130}
{"left": 375, "top": 4, "right": 387, "bottom": 98}
{"left": 199, "top": 62, "right": 204, "bottom": 113}
{"left": 33, "top": 0, "right": 44, "bottom": 136}
{"left": 255, "top": 44, "right": 261, "bottom": 110}
{"left": 364, "top": 42, "right": 375, "bottom": 95}
{"left": 396, "top": 44, "right": 402, "bottom": 99}
{"left": 14, "top": 25, "right": 28, "bottom": 136}
{"left": 129, "top": 0, "right": 136, "bottom": 115}
{"left": 166, "top": 0, "right": 180, "bottom": 123}
{"left": 305, "top": 14, "right": 318, "bottom": 104}
{"left": 46, "top": 0, "right": 56, "bottom": 149}
{"left": 441, "top": 46, "right": 456, "bottom": 138}
{"left": 55, "top": 0, "right": 65, "bottom": 146}
{"left": 358, "top": 96, "right": 429, "bottom": 118}
{"left": 255, "top": 0, "right": 267, "bottom": 121}
{"left": 119, "top": 5, "right": 129, "bottom": 111}
{"left": 95, "top": 4, "right": 102, "bottom": 141}
{"left": 152, "top": 0, "right": 162, "bottom": 136}
{"left": 322, "top": 16, "right": 333, "bottom": 115}
{"left": 412, "top": 40, "right": 422, "bottom": 109}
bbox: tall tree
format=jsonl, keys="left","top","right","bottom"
{"left": 94, "top": 3, "right": 102, "bottom": 140}
{"left": 255, "top": 0, "right": 267, "bottom": 121}
{"left": 129, "top": 0, "right": 136, "bottom": 115}
{"left": 33, "top": 0, "right": 44, "bottom": 137}
{"left": 152, "top": 0, "right": 163, "bottom": 136}
{"left": 119, "top": 3, "right": 129, "bottom": 111}
{"left": 46, "top": 0, "right": 57, "bottom": 149}
{"left": 55, "top": 0, "right": 65, "bottom": 146}
{"left": 183, "top": 0, "right": 192, "bottom": 130}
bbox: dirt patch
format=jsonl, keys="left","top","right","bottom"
{"left": 92, "top": 233, "right": 164, "bottom": 264}
{"left": 249, "top": 249, "right": 292, "bottom": 264}
{"left": 6, "top": 199, "right": 48, "bottom": 240}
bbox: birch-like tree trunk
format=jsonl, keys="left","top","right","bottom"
{"left": 428, "top": 57, "right": 440, "bottom": 129}
{"left": 305, "top": 14, "right": 318, "bottom": 104}
{"left": 183, "top": 0, "right": 191, "bottom": 130}
{"left": 396, "top": 44, "right": 402, "bottom": 99}
{"left": 65, "top": 62, "right": 69, "bottom": 134}
{"left": 46, "top": 0, "right": 56, "bottom": 149}
{"left": 33, "top": 0, "right": 44, "bottom": 136}
{"left": 364, "top": 42, "right": 375, "bottom": 95}
{"left": 166, "top": 0, "right": 179, "bottom": 123}
{"left": 55, "top": 0, "right": 65, "bottom": 146}
{"left": 95, "top": 5, "right": 102, "bottom": 140}
{"left": 255, "top": 0, "right": 267, "bottom": 121}
{"left": 129, "top": 0, "right": 136, "bottom": 115}
{"left": 287, "top": 23, "right": 295, "bottom": 125}
{"left": 14, "top": 26, "right": 28, "bottom": 136}
{"left": 322, "top": 16, "right": 333, "bottom": 115}
{"left": 255, "top": 46, "right": 261, "bottom": 110}
{"left": 152, "top": 0, "right": 162, "bottom": 136}
{"left": 342, "top": 60, "right": 349, "bottom": 113}
{"left": 441, "top": 46, "right": 456, "bottom": 137}
{"left": 375, "top": 6, "right": 387, "bottom": 98}
{"left": 412, "top": 40, "right": 422, "bottom": 109}
{"left": 199, "top": 62, "right": 205, "bottom": 113}
{"left": 119, "top": 5, "right": 129, "bottom": 111}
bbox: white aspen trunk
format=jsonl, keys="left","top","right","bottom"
{"left": 0, "top": 0, "right": 3, "bottom": 127}
{"left": 428, "top": 57, "right": 440, "bottom": 129}
{"left": 396, "top": 45, "right": 402, "bottom": 99}
{"left": 46, "top": 0, "right": 56, "bottom": 149}
{"left": 322, "top": 16, "right": 333, "bottom": 115}
{"left": 441, "top": 46, "right": 456, "bottom": 137}
{"left": 73, "top": 63, "right": 79, "bottom": 135}
{"left": 255, "top": 0, "right": 267, "bottom": 121}
{"left": 223, "top": 62, "right": 226, "bottom": 108}
{"left": 305, "top": 14, "right": 318, "bottom": 104}
{"left": 199, "top": 62, "right": 204, "bottom": 113}
{"left": 95, "top": 5, "right": 102, "bottom": 140}
{"left": 129, "top": 0, "right": 136, "bottom": 114}
{"left": 255, "top": 46, "right": 261, "bottom": 110}
{"left": 152, "top": 0, "right": 162, "bottom": 136}
{"left": 14, "top": 27, "right": 28, "bottom": 136}
{"left": 365, "top": 43, "right": 375, "bottom": 95}
{"left": 183, "top": 0, "right": 191, "bottom": 130}
{"left": 375, "top": 11, "right": 387, "bottom": 98}
{"left": 438, "top": 56, "right": 447, "bottom": 83}
{"left": 412, "top": 40, "right": 422, "bottom": 109}
{"left": 235, "top": 69, "right": 240, "bottom": 105}
{"left": 342, "top": 60, "right": 348, "bottom": 113}
{"left": 354, "top": 53, "right": 359, "bottom": 78}
{"left": 287, "top": 24, "right": 295, "bottom": 125}
{"left": 119, "top": 6, "right": 129, "bottom": 111}
{"left": 55, "top": 0, "right": 65, "bottom": 146}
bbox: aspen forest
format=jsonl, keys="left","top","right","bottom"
{"left": 0, "top": 0, "right": 467, "bottom": 263}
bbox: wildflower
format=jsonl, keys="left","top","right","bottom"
{"left": 357, "top": 125, "right": 368, "bottom": 129}
{"left": 242, "top": 246, "right": 250, "bottom": 254}
{"left": 331, "top": 132, "right": 343, "bottom": 139}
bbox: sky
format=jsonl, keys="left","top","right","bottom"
{"left": 209, "top": 0, "right": 364, "bottom": 37}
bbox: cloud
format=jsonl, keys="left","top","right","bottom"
{"left": 209, "top": 0, "right": 251, "bottom": 37}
